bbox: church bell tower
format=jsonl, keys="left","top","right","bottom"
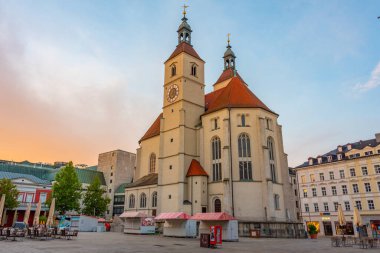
{"left": 157, "top": 6, "right": 205, "bottom": 213}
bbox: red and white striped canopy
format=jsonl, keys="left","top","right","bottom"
{"left": 154, "top": 212, "right": 191, "bottom": 220}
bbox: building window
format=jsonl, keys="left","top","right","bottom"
{"left": 191, "top": 64, "right": 197, "bottom": 76}
{"left": 110, "top": 179, "right": 112, "bottom": 184}
{"left": 238, "top": 133, "right": 252, "bottom": 180}
{"left": 111, "top": 172, "right": 113, "bottom": 176}
{"left": 324, "top": 202, "right": 329, "bottom": 212}
{"left": 294, "top": 189, "right": 297, "bottom": 196}
{"left": 241, "top": 114, "right": 246, "bottom": 127}
{"left": 274, "top": 194, "right": 280, "bottom": 210}
{"left": 355, "top": 201, "right": 362, "bottom": 210}
{"left": 301, "top": 175, "right": 306, "bottom": 183}
{"left": 331, "top": 186, "right": 337, "bottom": 196}
{"left": 17, "top": 193, "right": 24, "bottom": 202}
{"left": 211, "top": 136, "right": 222, "bottom": 181}
{"left": 329, "top": 171, "right": 335, "bottom": 180}
{"left": 171, "top": 65, "right": 176, "bottom": 76}
{"left": 213, "top": 118, "right": 218, "bottom": 130}
{"left": 321, "top": 187, "right": 326, "bottom": 196}
{"left": 140, "top": 193, "right": 147, "bottom": 208}
{"left": 310, "top": 174, "right": 315, "bottom": 182}
{"left": 129, "top": 194, "right": 135, "bottom": 208}
{"left": 312, "top": 188, "right": 317, "bottom": 197}
{"left": 362, "top": 167, "right": 368, "bottom": 176}
{"left": 319, "top": 173, "right": 324, "bottom": 181}
{"left": 305, "top": 203, "right": 309, "bottom": 212}
{"left": 339, "top": 170, "right": 345, "bottom": 179}
{"left": 314, "top": 203, "right": 319, "bottom": 212}
{"left": 266, "top": 118, "right": 273, "bottom": 130}
{"left": 353, "top": 184, "right": 359, "bottom": 193}
{"left": 368, "top": 200, "right": 375, "bottom": 210}
{"left": 350, "top": 168, "right": 356, "bottom": 177}
{"left": 365, "top": 151, "right": 373, "bottom": 156}
{"left": 149, "top": 153, "right": 156, "bottom": 173}
{"left": 151, "top": 191, "right": 157, "bottom": 208}
{"left": 214, "top": 198, "right": 221, "bottom": 212}
{"left": 364, "top": 182, "right": 371, "bottom": 192}
{"left": 114, "top": 195, "right": 125, "bottom": 205}
{"left": 109, "top": 189, "right": 112, "bottom": 193}
{"left": 168, "top": 195, "right": 171, "bottom": 199}
{"left": 344, "top": 201, "right": 351, "bottom": 211}
{"left": 378, "top": 181, "right": 380, "bottom": 191}
{"left": 295, "top": 200, "right": 299, "bottom": 208}
{"left": 334, "top": 202, "right": 339, "bottom": 211}
{"left": 342, "top": 185, "right": 348, "bottom": 195}
{"left": 303, "top": 189, "right": 307, "bottom": 198}
{"left": 267, "top": 137, "right": 277, "bottom": 182}
{"left": 375, "top": 165, "right": 380, "bottom": 174}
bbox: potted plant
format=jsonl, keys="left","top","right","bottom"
{"left": 308, "top": 223, "right": 318, "bottom": 239}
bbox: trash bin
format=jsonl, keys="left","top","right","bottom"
{"left": 200, "top": 233, "right": 210, "bottom": 248}
{"left": 250, "top": 229, "right": 260, "bottom": 238}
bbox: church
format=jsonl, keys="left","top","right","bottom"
{"left": 124, "top": 9, "right": 300, "bottom": 236}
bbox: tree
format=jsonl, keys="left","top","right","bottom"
{"left": 52, "top": 161, "right": 81, "bottom": 214}
{"left": 82, "top": 177, "right": 110, "bottom": 217}
{"left": 0, "top": 178, "right": 19, "bottom": 209}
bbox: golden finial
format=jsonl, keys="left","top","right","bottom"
{"left": 227, "top": 33, "right": 231, "bottom": 46}
{"left": 182, "top": 4, "right": 189, "bottom": 17}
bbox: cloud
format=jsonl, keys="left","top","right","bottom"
{"left": 354, "top": 61, "right": 380, "bottom": 92}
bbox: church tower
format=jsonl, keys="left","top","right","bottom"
{"left": 157, "top": 7, "right": 205, "bottom": 213}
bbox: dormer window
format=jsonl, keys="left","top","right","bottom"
{"left": 317, "top": 157, "right": 322, "bottom": 164}
{"left": 171, "top": 65, "right": 176, "bottom": 76}
{"left": 337, "top": 146, "right": 343, "bottom": 152}
{"left": 308, "top": 158, "right": 313, "bottom": 165}
{"left": 337, "top": 154, "right": 342, "bottom": 160}
{"left": 191, "top": 64, "right": 197, "bottom": 76}
{"left": 327, "top": 156, "right": 332, "bottom": 162}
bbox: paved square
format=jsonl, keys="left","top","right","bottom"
{"left": 0, "top": 232, "right": 377, "bottom": 253}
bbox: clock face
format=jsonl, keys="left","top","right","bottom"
{"left": 167, "top": 84, "right": 179, "bottom": 103}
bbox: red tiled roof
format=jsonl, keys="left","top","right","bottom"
{"left": 139, "top": 113, "right": 162, "bottom": 143}
{"left": 205, "top": 76, "right": 276, "bottom": 115}
{"left": 186, "top": 159, "right": 208, "bottom": 177}
{"left": 214, "top": 68, "right": 245, "bottom": 85}
{"left": 165, "top": 42, "right": 204, "bottom": 63}
{"left": 154, "top": 212, "right": 191, "bottom": 220}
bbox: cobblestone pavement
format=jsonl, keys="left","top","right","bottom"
{"left": 0, "top": 232, "right": 378, "bottom": 253}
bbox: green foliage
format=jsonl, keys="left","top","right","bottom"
{"left": 82, "top": 176, "right": 110, "bottom": 217}
{"left": 308, "top": 223, "right": 318, "bottom": 235}
{"left": 39, "top": 215, "right": 47, "bottom": 224}
{"left": 0, "top": 178, "right": 19, "bottom": 209}
{"left": 52, "top": 161, "right": 81, "bottom": 214}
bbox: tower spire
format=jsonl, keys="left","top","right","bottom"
{"left": 177, "top": 4, "right": 192, "bottom": 45}
{"left": 223, "top": 33, "right": 236, "bottom": 71}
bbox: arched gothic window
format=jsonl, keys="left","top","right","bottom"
{"left": 238, "top": 133, "right": 252, "bottom": 180}
{"left": 267, "top": 137, "right": 277, "bottom": 182}
{"left": 140, "top": 193, "right": 147, "bottom": 208}
{"left": 214, "top": 198, "right": 221, "bottom": 212}
{"left": 171, "top": 65, "right": 176, "bottom": 76}
{"left": 129, "top": 194, "right": 135, "bottom": 208}
{"left": 149, "top": 153, "right": 156, "bottom": 173}
{"left": 152, "top": 191, "right": 157, "bottom": 208}
{"left": 211, "top": 136, "right": 222, "bottom": 181}
{"left": 191, "top": 64, "right": 197, "bottom": 76}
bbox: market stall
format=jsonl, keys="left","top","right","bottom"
{"left": 191, "top": 212, "right": 238, "bottom": 241}
{"left": 154, "top": 212, "right": 196, "bottom": 237}
{"left": 119, "top": 211, "right": 155, "bottom": 234}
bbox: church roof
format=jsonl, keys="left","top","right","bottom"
{"left": 186, "top": 159, "right": 208, "bottom": 177}
{"left": 139, "top": 113, "right": 162, "bottom": 143}
{"left": 165, "top": 42, "right": 204, "bottom": 63}
{"left": 125, "top": 173, "right": 158, "bottom": 188}
{"left": 214, "top": 68, "right": 245, "bottom": 85}
{"left": 205, "top": 76, "right": 276, "bottom": 115}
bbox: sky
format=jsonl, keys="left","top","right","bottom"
{"left": 0, "top": 0, "right": 379, "bottom": 167}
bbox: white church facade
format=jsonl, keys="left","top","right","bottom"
{"left": 123, "top": 10, "right": 301, "bottom": 237}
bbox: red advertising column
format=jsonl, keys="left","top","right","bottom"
{"left": 215, "top": 225, "right": 222, "bottom": 244}
{"left": 210, "top": 226, "right": 216, "bottom": 246}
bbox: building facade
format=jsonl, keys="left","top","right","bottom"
{"left": 296, "top": 133, "right": 380, "bottom": 237}
{"left": 123, "top": 11, "right": 300, "bottom": 237}
{"left": 97, "top": 150, "right": 136, "bottom": 218}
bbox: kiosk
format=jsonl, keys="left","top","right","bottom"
{"left": 191, "top": 212, "right": 238, "bottom": 241}
{"left": 119, "top": 211, "right": 155, "bottom": 234}
{"left": 154, "top": 212, "right": 196, "bottom": 237}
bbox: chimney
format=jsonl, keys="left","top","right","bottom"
{"left": 376, "top": 133, "right": 380, "bottom": 143}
